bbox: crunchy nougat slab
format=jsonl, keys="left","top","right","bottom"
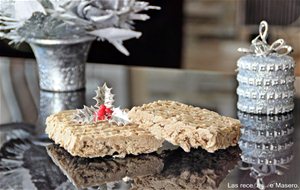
{"left": 128, "top": 100, "right": 240, "bottom": 153}
{"left": 45, "top": 110, "right": 164, "bottom": 158}
{"left": 46, "top": 144, "right": 164, "bottom": 189}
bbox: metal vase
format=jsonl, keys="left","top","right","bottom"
{"left": 37, "top": 90, "right": 85, "bottom": 134}
{"left": 27, "top": 37, "right": 95, "bottom": 92}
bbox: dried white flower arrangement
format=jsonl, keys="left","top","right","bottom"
{"left": 0, "top": 0, "right": 160, "bottom": 55}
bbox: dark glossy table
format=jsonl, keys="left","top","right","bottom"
{"left": 0, "top": 57, "right": 299, "bottom": 190}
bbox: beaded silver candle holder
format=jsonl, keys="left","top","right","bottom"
{"left": 240, "top": 153, "right": 293, "bottom": 166}
{"left": 237, "top": 111, "right": 294, "bottom": 130}
{"left": 239, "top": 137, "right": 293, "bottom": 165}
{"left": 238, "top": 112, "right": 294, "bottom": 156}
{"left": 238, "top": 111, "right": 294, "bottom": 164}
{"left": 237, "top": 21, "right": 295, "bottom": 115}
{"left": 238, "top": 111, "right": 294, "bottom": 190}
{"left": 240, "top": 126, "right": 294, "bottom": 138}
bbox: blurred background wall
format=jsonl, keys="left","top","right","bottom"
{"left": 184, "top": 0, "right": 300, "bottom": 75}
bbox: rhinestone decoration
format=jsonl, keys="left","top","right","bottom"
{"left": 238, "top": 112, "right": 294, "bottom": 162}
{"left": 236, "top": 21, "right": 295, "bottom": 115}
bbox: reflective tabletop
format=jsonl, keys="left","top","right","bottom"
{"left": 0, "top": 57, "right": 300, "bottom": 190}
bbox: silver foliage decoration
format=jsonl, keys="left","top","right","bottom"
{"left": 93, "top": 83, "right": 114, "bottom": 108}
{"left": 73, "top": 105, "right": 96, "bottom": 124}
{"left": 109, "top": 107, "right": 130, "bottom": 126}
{"left": 0, "top": 0, "right": 160, "bottom": 55}
{"left": 73, "top": 83, "right": 131, "bottom": 126}
{"left": 0, "top": 0, "right": 46, "bottom": 42}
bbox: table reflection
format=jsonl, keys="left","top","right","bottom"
{"left": 131, "top": 147, "right": 240, "bottom": 190}
{"left": 0, "top": 123, "right": 34, "bottom": 149}
{"left": 0, "top": 120, "right": 240, "bottom": 190}
{"left": 47, "top": 144, "right": 164, "bottom": 189}
{"left": 238, "top": 112, "right": 294, "bottom": 190}
{"left": 0, "top": 127, "right": 66, "bottom": 190}
{"left": 47, "top": 144, "right": 240, "bottom": 190}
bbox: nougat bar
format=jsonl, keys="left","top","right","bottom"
{"left": 46, "top": 110, "right": 164, "bottom": 158}
{"left": 128, "top": 100, "right": 240, "bottom": 153}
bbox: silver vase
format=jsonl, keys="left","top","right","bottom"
{"left": 27, "top": 37, "right": 95, "bottom": 92}
{"left": 37, "top": 90, "right": 85, "bottom": 134}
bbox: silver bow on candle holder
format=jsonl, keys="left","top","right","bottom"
{"left": 239, "top": 163, "right": 290, "bottom": 190}
{"left": 238, "top": 21, "right": 293, "bottom": 56}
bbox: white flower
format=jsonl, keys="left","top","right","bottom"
{"left": 0, "top": 0, "right": 160, "bottom": 55}
{"left": 0, "top": 0, "right": 45, "bottom": 21}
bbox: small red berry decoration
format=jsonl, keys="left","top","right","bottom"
{"left": 105, "top": 107, "right": 113, "bottom": 119}
{"left": 94, "top": 104, "right": 113, "bottom": 121}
